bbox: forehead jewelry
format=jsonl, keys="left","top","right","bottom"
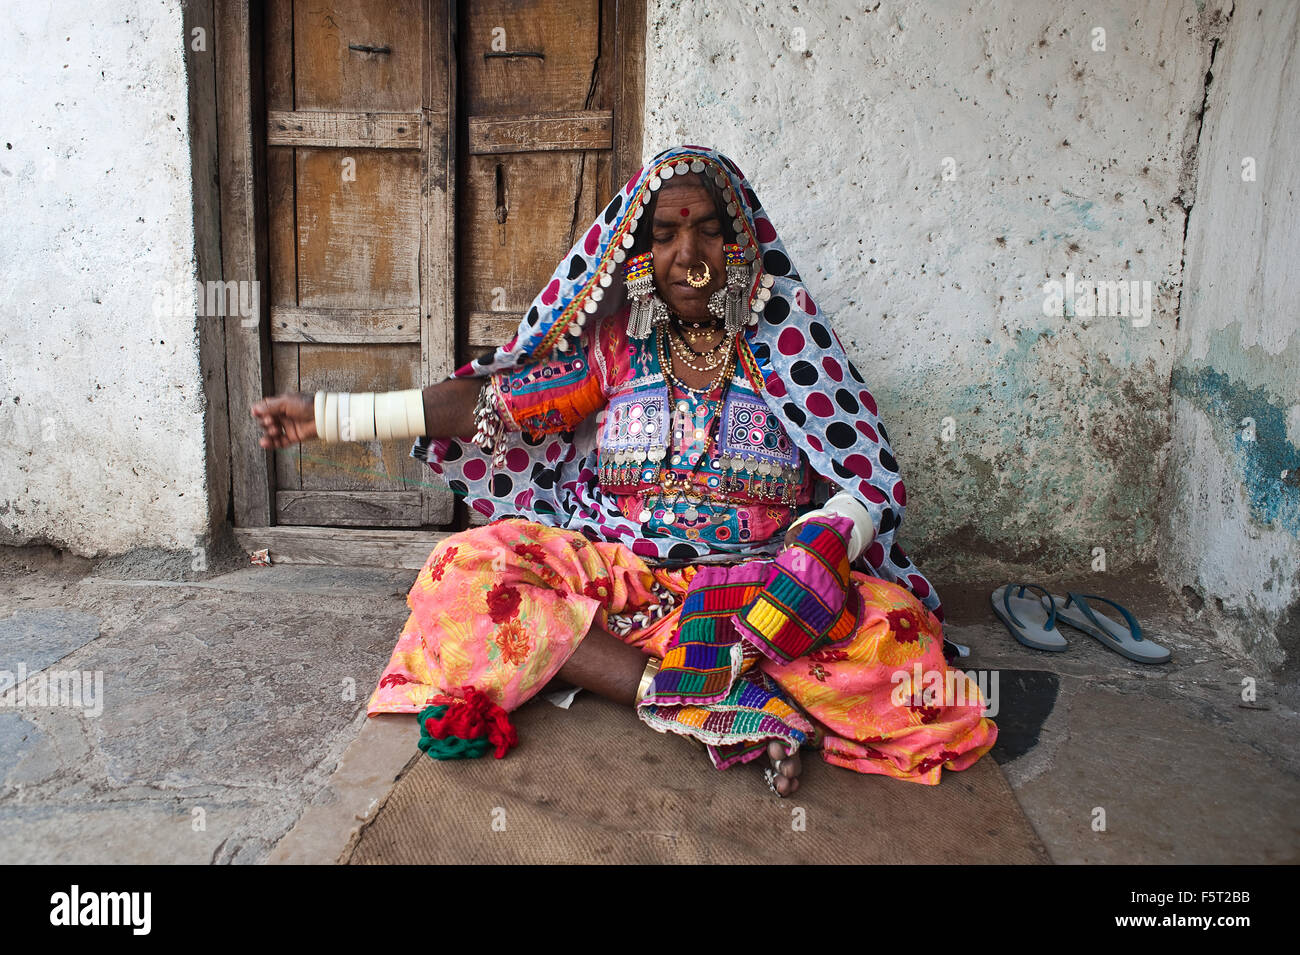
{"left": 685, "top": 260, "right": 711, "bottom": 288}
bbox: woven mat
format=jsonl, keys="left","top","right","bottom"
{"left": 347, "top": 694, "right": 1049, "bottom": 864}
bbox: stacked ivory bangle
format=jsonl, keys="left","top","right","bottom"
{"left": 787, "top": 491, "right": 875, "bottom": 561}
{"left": 313, "top": 389, "right": 426, "bottom": 443}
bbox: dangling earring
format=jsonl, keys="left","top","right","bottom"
{"left": 624, "top": 252, "right": 657, "bottom": 340}
{"left": 708, "top": 243, "right": 751, "bottom": 339}
{"left": 707, "top": 287, "right": 727, "bottom": 323}
{"left": 650, "top": 293, "right": 671, "bottom": 336}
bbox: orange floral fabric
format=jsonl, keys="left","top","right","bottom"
{"left": 368, "top": 519, "right": 996, "bottom": 784}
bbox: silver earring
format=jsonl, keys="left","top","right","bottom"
{"left": 624, "top": 251, "right": 657, "bottom": 339}
{"left": 721, "top": 243, "right": 750, "bottom": 338}
{"left": 651, "top": 295, "right": 671, "bottom": 334}
{"left": 708, "top": 287, "right": 727, "bottom": 322}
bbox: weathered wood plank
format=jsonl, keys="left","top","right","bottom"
{"left": 217, "top": 0, "right": 273, "bottom": 528}
{"left": 266, "top": 148, "right": 298, "bottom": 306}
{"left": 185, "top": 0, "right": 231, "bottom": 537}
{"left": 267, "top": 109, "right": 422, "bottom": 148}
{"left": 265, "top": 0, "right": 294, "bottom": 110}
{"left": 467, "top": 110, "right": 612, "bottom": 154}
{"left": 295, "top": 147, "right": 421, "bottom": 308}
{"left": 275, "top": 490, "right": 424, "bottom": 526}
{"left": 466, "top": 311, "right": 523, "bottom": 349}
{"left": 460, "top": 0, "right": 600, "bottom": 115}
{"left": 421, "top": 0, "right": 455, "bottom": 526}
{"left": 293, "top": 0, "right": 422, "bottom": 112}
{"left": 612, "top": 0, "right": 646, "bottom": 189}
{"left": 271, "top": 306, "right": 422, "bottom": 343}
{"left": 460, "top": 150, "right": 581, "bottom": 330}
{"left": 234, "top": 526, "right": 448, "bottom": 569}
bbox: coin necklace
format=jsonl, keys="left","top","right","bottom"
{"left": 637, "top": 326, "right": 737, "bottom": 524}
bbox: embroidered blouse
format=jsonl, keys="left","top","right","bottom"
{"left": 491, "top": 309, "right": 817, "bottom": 552}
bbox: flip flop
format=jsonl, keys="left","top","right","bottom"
{"left": 991, "top": 583, "right": 1068, "bottom": 652}
{"left": 1039, "top": 592, "right": 1170, "bottom": 665}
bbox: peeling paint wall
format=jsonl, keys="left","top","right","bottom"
{"left": 644, "top": 0, "right": 1223, "bottom": 578}
{"left": 0, "top": 2, "right": 208, "bottom": 558}
{"left": 1158, "top": 1, "right": 1300, "bottom": 668}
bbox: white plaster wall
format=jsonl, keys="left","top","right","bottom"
{"left": 1159, "top": 0, "right": 1300, "bottom": 667}
{"left": 0, "top": 0, "right": 208, "bottom": 556}
{"left": 644, "top": 0, "right": 1223, "bottom": 576}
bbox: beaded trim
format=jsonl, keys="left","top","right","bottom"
{"left": 535, "top": 155, "right": 767, "bottom": 358}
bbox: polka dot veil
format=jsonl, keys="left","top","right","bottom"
{"left": 412, "top": 144, "right": 943, "bottom": 620}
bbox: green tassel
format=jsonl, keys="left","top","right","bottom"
{"left": 416, "top": 703, "right": 494, "bottom": 760}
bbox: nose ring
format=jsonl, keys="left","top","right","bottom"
{"left": 684, "top": 261, "right": 711, "bottom": 288}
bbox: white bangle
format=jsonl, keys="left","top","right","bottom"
{"left": 350, "top": 392, "right": 376, "bottom": 441}
{"left": 324, "top": 392, "right": 340, "bottom": 444}
{"left": 314, "top": 389, "right": 426, "bottom": 443}
{"left": 788, "top": 491, "right": 876, "bottom": 561}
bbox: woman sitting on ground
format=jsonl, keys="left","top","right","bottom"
{"left": 251, "top": 144, "right": 996, "bottom": 797}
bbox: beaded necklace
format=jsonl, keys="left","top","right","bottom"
{"left": 659, "top": 323, "right": 733, "bottom": 395}
{"left": 638, "top": 327, "right": 738, "bottom": 524}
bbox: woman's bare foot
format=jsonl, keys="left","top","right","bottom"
{"left": 764, "top": 739, "right": 802, "bottom": 797}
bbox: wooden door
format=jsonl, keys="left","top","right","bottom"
{"left": 263, "top": 0, "right": 453, "bottom": 528}
{"left": 457, "top": 0, "right": 632, "bottom": 365}
{"left": 242, "top": 0, "right": 643, "bottom": 537}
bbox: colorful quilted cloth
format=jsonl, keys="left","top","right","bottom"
{"left": 637, "top": 516, "right": 864, "bottom": 767}
{"left": 734, "top": 516, "right": 861, "bottom": 664}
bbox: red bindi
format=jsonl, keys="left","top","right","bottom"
{"left": 680, "top": 207, "right": 691, "bottom": 216}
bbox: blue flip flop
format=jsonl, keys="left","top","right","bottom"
{"left": 991, "top": 583, "right": 1068, "bottom": 652}
{"left": 1039, "top": 592, "right": 1170, "bottom": 665}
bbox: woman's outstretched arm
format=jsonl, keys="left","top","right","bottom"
{"left": 250, "top": 378, "right": 484, "bottom": 450}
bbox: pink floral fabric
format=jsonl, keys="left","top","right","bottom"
{"left": 369, "top": 519, "right": 996, "bottom": 785}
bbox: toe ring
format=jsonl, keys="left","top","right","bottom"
{"left": 763, "top": 768, "right": 782, "bottom": 797}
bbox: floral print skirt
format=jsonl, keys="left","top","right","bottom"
{"left": 368, "top": 519, "right": 997, "bottom": 784}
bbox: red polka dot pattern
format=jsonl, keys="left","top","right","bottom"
{"left": 777, "top": 327, "right": 804, "bottom": 356}
{"left": 844, "top": 454, "right": 872, "bottom": 479}
{"left": 806, "top": 393, "right": 834, "bottom": 418}
{"left": 505, "top": 448, "right": 529, "bottom": 473}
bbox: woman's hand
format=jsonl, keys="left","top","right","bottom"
{"left": 782, "top": 521, "right": 804, "bottom": 551}
{"left": 782, "top": 508, "right": 876, "bottom": 557}
{"left": 251, "top": 392, "right": 317, "bottom": 449}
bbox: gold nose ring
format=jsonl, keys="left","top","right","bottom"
{"left": 685, "top": 261, "right": 711, "bottom": 288}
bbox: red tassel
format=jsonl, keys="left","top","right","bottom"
{"left": 423, "top": 685, "right": 519, "bottom": 759}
